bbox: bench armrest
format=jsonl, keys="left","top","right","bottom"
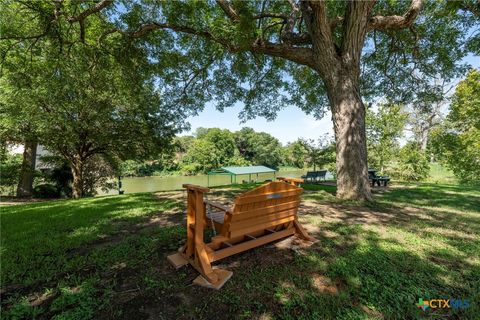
{"left": 183, "top": 184, "right": 210, "bottom": 193}
{"left": 204, "top": 200, "right": 233, "bottom": 213}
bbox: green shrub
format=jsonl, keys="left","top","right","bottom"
{"left": 0, "top": 151, "right": 22, "bottom": 195}
{"left": 387, "top": 143, "right": 430, "bottom": 181}
{"left": 180, "top": 163, "right": 202, "bottom": 175}
{"left": 47, "top": 162, "right": 73, "bottom": 197}
{"left": 33, "top": 183, "right": 60, "bottom": 198}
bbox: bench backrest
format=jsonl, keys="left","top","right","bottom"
{"left": 225, "top": 182, "right": 303, "bottom": 238}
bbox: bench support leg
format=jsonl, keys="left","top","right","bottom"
{"left": 167, "top": 186, "right": 233, "bottom": 289}
{"left": 294, "top": 219, "right": 317, "bottom": 243}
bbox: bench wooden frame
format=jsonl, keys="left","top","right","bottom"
{"left": 167, "top": 181, "right": 316, "bottom": 289}
{"left": 276, "top": 177, "right": 304, "bottom": 186}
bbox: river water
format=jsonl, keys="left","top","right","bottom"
{"left": 98, "top": 170, "right": 321, "bottom": 196}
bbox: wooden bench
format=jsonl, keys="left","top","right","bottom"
{"left": 277, "top": 177, "right": 304, "bottom": 186}
{"left": 301, "top": 170, "right": 327, "bottom": 183}
{"left": 167, "top": 182, "right": 316, "bottom": 289}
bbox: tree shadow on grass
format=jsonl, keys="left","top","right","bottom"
{"left": 105, "top": 218, "right": 478, "bottom": 320}
{"left": 3, "top": 183, "right": 479, "bottom": 319}
{"left": 107, "top": 183, "right": 479, "bottom": 319}
{"left": 376, "top": 183, "right": 480, "bottom": 213}
{"left": 1, "top": 193, "right": 184, "bottom": 288}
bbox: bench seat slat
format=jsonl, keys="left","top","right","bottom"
{"left": 229, "top": 215, "right": 296, "bottom": 238}
{"left": 230, "top": 200, "right": 301, "bottom": 222}
{"left": 234, "top": 189, "right": 302, "bottom": 205}
{"left": 228, "top": 208, "right": 298, "bottom": 232}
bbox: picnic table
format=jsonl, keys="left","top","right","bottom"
{"left": 301, "top": 170, "right": 327, "bottom": 183}
{"left": 368, "top": 169, "right": 390, "bottom": 187}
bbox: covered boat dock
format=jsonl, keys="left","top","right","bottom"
{"left": 207, "top": 166, "right": 277, "bottom": 186}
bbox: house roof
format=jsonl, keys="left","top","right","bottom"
{"left": 209, "top": 166, "right": 277, "bottom": 175}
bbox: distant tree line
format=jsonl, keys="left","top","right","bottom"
{"left": 2, "top": 69, "right": 478, "bottom": 198}
{"left": 364, "top": 69, "right": 479, "bottom": 183}
{"left": 119, "top": 127, "right": 336, "bottom": 177}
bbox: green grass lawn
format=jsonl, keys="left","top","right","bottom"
{"left": 426, "top": 163, "right": 458, "bottom": 184}
{"left": 1, "top": 181, "right": 479, "bottom": 319}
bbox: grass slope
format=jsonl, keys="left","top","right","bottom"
{"left": 1, "top": 182, "right": 479, "bottom": 319}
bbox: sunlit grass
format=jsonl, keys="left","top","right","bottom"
{"left": 1, "top": 180, "right": 479, "bottom": 319}
{"left": 427, "top": 162, "right": 457, "bottom": 183}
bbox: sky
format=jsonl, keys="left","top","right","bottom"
{"left": 184, "top": 103, "right": 334, "bottom": 145}
{"left": 181, "top": 54, "right": 479, "bottom": 145}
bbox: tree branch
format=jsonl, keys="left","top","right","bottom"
{"left": 67, "top": 0, "right": 113, "bottom": 23}
{"left": 300, "top": 1, "right": 339, "bottom": 74}
{"left": 181, "top": 57, "right": 217, "bottom": 96}
{"left": 0, "top": 30, "right": 49, "bottom": 40}
{"left": 103, "top": 21, "right": 315, "bottom": 68}
{"left": 368, "top": 0, "right": 423, "bottom": 30}
{"left": 342, "top": 1, "right": 376, "bottom": 69}
{"left": 281, "top": 32, "right": 311, "bottom": 45}
{"left": 117, "top": 22, "right": 241, "bottom": 52}
{"left": 285, "top": 0, "right": 300, "bottom": 35}
{"left": 254, "top": 13, "right": 289, "bottom": 20}
{"left": 263, "top": 16, "right": 344, "bottom": 46}
{"left": 216, "top": 0, "right": 240, "bottom": 21}
{"left": 460, "top": 2, "right": 480, "bottom": 17}
{"left": 251, "top": 39, "right": 316, "bottom": 68}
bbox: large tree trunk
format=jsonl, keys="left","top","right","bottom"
{"left": 16, "top": 138, "right": 37, "bottom": 198}
{"left": 328, "top": 74, "right": 372, "bottom": 201}
{"left": 71, "top": 159, "right": 84, "bottom": 199}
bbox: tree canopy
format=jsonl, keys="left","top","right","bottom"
{"left": 366, "top": 103, "right": 407, "bottom": 172}
{"left": 0, "top": 2, "right": 191, "bottom": 197}
{"left": 234, "top": 127, "right": 284, "bottom": 169}
{"left": 1, "top": 0, "right": 478, "bottom": 199}
{"left": 431, "top": 69, "right": 480, "bottom": 182}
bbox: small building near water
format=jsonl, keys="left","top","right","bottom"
{"left": 207, "top": 166, "right": 277, "bottom": 186}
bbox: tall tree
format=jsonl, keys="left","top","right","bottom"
{"left": 0, "top": 116, "right": 38, "bottom": 198}
{"left": 0, "top": 79, "right": 39, "bottom": 197}
{"left": 1, "top": 0, "right": 477, "bottom": 199}
{"left": 430, "top": 69, "right": 480, "bottom": 182}
{"left": 0, "top": 2, "right": 190, "bottom": 198}
{"left": 300, "top": 135, "right": 335, "bottom": 172}
{"left": 16, "top": 139, "right": 37, "bottom": 197}
{"left": 408, "top": 103, "right": 442, "bottom": 153}
{"left": 181, "top": 139, "right": 221, "bottom": 174}
{"left": 285, "top": 139, "right": 309, "bottom": 168}
{"left": 181, "top": 127, "right": 238, "bottom": 173}
{"left": 0, "top": 144, "right": 22, "bottom": 195}
{"left": 235, "top": 128, "right": 283, "bottom": 168}
{"left": 403, "top": 76, "right": 455, "bottom": 154}
{"left": 366, "top": 103, "right": 407, "bottom": 172}
{"left": 202, "top": 128, "right": 237, "bottom": 165}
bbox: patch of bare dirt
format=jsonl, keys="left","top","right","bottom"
{"left": 27, "top": 290, "right": 59, "bottom": 307}
{"left": 299, "top": 198, "right": 419, "bottom": 226}
{"left": 0, "top": 197, "right": 58, "bottom": 206}
{"left": 311, "top": 274, "right": 339, "bottom": 295}
{"left": 359, "top": 304, "right": 385, "bottom": 319}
